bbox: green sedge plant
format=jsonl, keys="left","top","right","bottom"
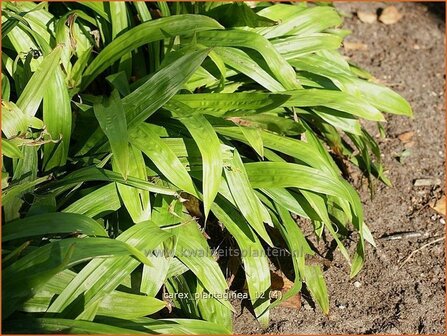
{"left": 1, "top": 1, "right": 411, "bottom": 334}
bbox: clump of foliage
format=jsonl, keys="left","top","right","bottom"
{"left": 1, "top": 1, "right": 411, "bottom": 334}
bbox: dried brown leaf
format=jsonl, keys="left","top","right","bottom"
{"left": 226, "top": 255, "right": 241, "bottom": 287}
{"left": 181, "top": 193, "right": 203, "bottom": 218}
{"left": 430, "top": 195, "right": 446, "bottom": 216}
{"left": 271, "top": 270, "right": 301, "bottom": 310}
{"left": 227, "top": 117, "right": 254, "bottom": 127}
{"left": 397, "top": 131, "right": 414, "bottom": 143}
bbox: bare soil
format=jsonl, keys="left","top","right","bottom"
{"left": 233, "top": 2, "right": 446, "bottom": 334}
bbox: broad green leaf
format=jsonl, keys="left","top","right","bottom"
{"left": 129, "top": 124, "right": 198, "bottom": 196}
{"left": 255, "top": 3, "right": 306, "bottom": 22}
{"left": 47, "top": 221, "right": 171, "bottom": 318}
{"left": 167, "top": 101, "right": 222, "bottom": 219}
{"left": 172, "top": 92, "right": 290, "bottom": 117}
{"left": 21, "top": 275, "right": 164, "bottom": 317}
{"left": 183, "top": 65, "right": 219, "bottom": 91}
{"left": 262, "top": 188, "right": 309, "bottom": 219}
{"left": 133, "top": 2, "right": 152, "bottom": 21}
{"left": 47, "top": 166, "right": 178, "bottom": 196}
{"left": 140, "top": 245, "right": 171, "bottom": 297}
{"left": 257, "top": 6, "right": 342, "bottom": 39}
{"left": 113, "top": 144, "right": 151, "bottom": 223}
{"left": 301, "top": 190, "right": 350, "bottom": 263}
{"left": 2, "top": 138, "right": 23, "bottom": 158}
{"left": 5, "top": 316, "right": 231, "bottom": 335}
{"left": 4, "top": 238, "right": 151, "bottom": 276}
{"left": 16, "top": 45, "right": 63, "bottom": 117}
{"left": 195, "top": 280, "right": 233, "bottom": 332}
{"left": 272, "top": 33, "right": 342, "bottom": 60}
{"left": 109, "top": 1, "right": 132, "bottom": 77}
{"left": 97, "top": 291, "right": 166, "bottom": 319}
{"left": 23, "top": 269, "right": 76, "bottom": 298}
{"left": 350, "top": 79, "right": 413, "bottom": 117}
{"left": 3, "top": 318, "right": 147, "bottom": 335}
{"left": 157, "top": 1, "right": 171, "bottom": 16}
{"left": 362, "top": 223, "right": 377, "bottom": 248}
{"left": 54, "top": 11, "right": 73, "bottom": 72}
{"left": 151, "top": 194, "right": 183, "bottom": 227}
{"left": 249, "top": 160, "right": 363, "bottom": 234}
{"left": 241, "top": 126, "right": 264, "bottom": 158}
{"left": 77, "top": 2, "right": 109, "bottom": 21}
{"left": 2, "top": 12, "right": 41, "bottom": 72}
{"left": 70, "top": 46, "right": 93, "bottom": 88}
{"left": 212, "top": 197, "right": 270, "bottom": 327}
{"left": 1, "top": 100, "right": 29, "bottom": 139}
{"left": 123, "top": 49, "right": 210, "bottom": 128}
{"left": 270, "top": 206, "right": 311, "bottom": 310}
{"left": 207, "top": 2, "right": 275, "bottom": 28}
{"left": 276, "top": 205, "right": 314, "bottom": 256}
{"left": 3, "top": 237, "right": 151, "bottom": 317}
{"left": 2, "top": 175, "right": 51, "bottom": 207}
{"left": 245, "top": 162, "right": 351, "bottom": 202}
{"left": 3, "top": 213, "right": 108, "bottom": 242}
{"left": 241, "top": 113, "right": 305, "bottom": 135}
{"left": 224, "top": 150, "right": 273, "bottom": 246}
{"left": 1, "top": 10, "right": 26, "bottom": 40}
{"left": 290, "top": 56, "right": 412, "bottom": 116}
{"left": 82, "top": 15, "right": 223, "bottom": 88}
{"left": 213, "top": 47, "right": 285, "bottom": 91}
{"left": 43, "top": 67, "right": 71, "bottom": 170}
{"left": 207, "top": 49, "right": 226, "bottom": 89}
{"left": 94, "top": 90, "right": 129, "bottom": 179}
{"left": 284, "top": 89, "right": 385, "bottom": 122}
{"left": 106, "top": 71, "right": 131, "bottom": 96}
{"left": 166, "top": 257, "right": 190, "bottom": 278}
{"left": 109, "top": 3, "right": 129, "bottom": 40}
{"left": 350, "top": 241, "right": 365, "bottom": 278}
{"left": 213, "top": 123, "right": 334, "bottom": 174}
{"left": 301, "top": 121, "right": 341, "bottom": 178}
{"left": 165, "top": 274, "right": 200, "bottom": 318}
{"left": 5, "top": 146, "right": 38, "bottom": 221}
{"left": 312, "top": 107, "right": 362, "bottom": 135}
{"left": 2, "top": 71, "right": 11, "bottom": 100}
{"left": 303, "top": 265, "right": 330, "bottom": 315}
{"left": 166, "top": 271, "right": 232, "bottom": 331}
{"left": 198, "top": 30, "right": 302, "bottom": 90}
{"left": 62, "top": 183, "right": 121, "bottom": 218}
{"left": 172, "top": 221, "right": 233, "bottom": 313}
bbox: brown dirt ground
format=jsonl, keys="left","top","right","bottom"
{"left": 233, "top": 2, "right": 446, "bottom": 334}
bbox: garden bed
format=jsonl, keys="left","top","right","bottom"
{"left": 233, "top": 2, "right": 445, "bottom": 334}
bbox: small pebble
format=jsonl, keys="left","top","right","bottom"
{"left": 337, "top": 304, "right": 346, "bottom": 309}
{"left": 353, "top": 281, "right": 362, "bottom": 288}
{"left": 414, "top": 178, "right": 442, "bottom": 187}
{"left": 357, "top": 11, "right": 377, "bottom": 23}
{"left": 431, "top": 214, "right": 437, "bottom": 221}
{"left": 304, "top": 303, "right": 313, "bottom": 310}
{"left": 440, "top": 218, "right": 446, "bottom": 225}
